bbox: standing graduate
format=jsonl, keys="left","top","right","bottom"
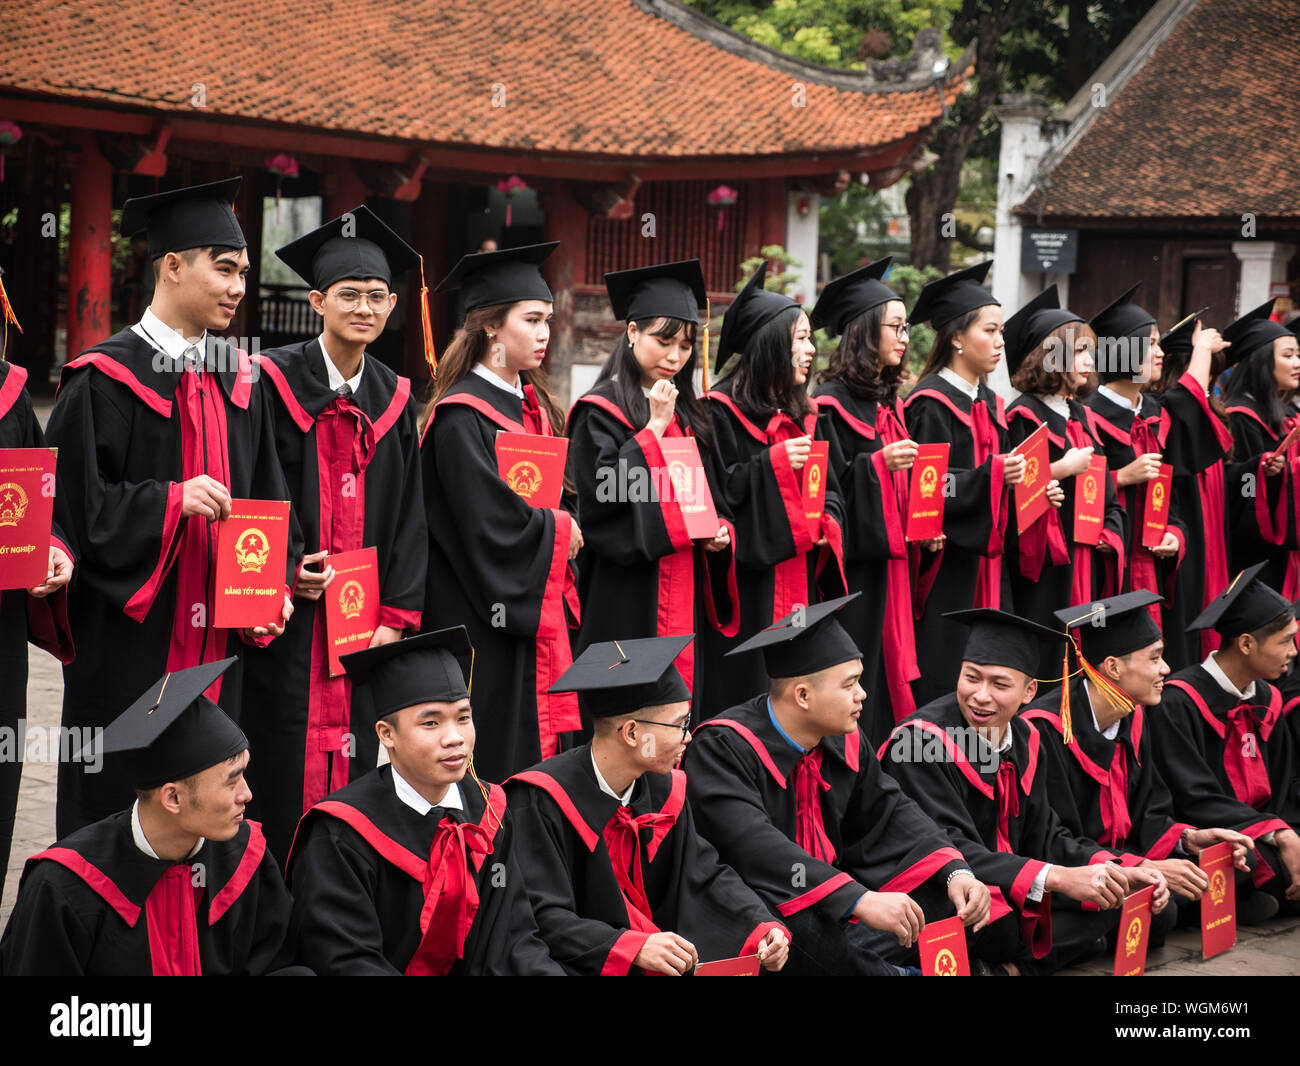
{"left": 567, "top": 260, "right": 737, "bottom": 709}
{"left": 241, "top": 206, "right": 427, "bottom": 864}
{"left": 810, "top": 258, "right": 923, "bottom": 741}
{"left": 0, "top": 659, "right": 301, "bottom": 976}
{"left": 43, "top": 178, "right": 298, "bottom": 836}
{"left": 903, "top": 263, "right": 1026, "bottom": 706}
{"left": 685, "top": 596, "right": 1006, "bottom": 976}
{"left": 286, "top": 628, "right": 561, "bottom": 975}
{"left": 505, "top": 635, "right": 790, "bottom": 976}
{"left": 420, "top": 243, "right": 581, "bottom": 781}
{"left": 697, "top": 262, "right": 846, "bottom": 718}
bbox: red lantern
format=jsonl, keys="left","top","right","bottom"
{"left": 707, "top": 184, "right": 738, "bottom": 232}
{"left": 265, "top": 152, "right": 299, "bottom": 222}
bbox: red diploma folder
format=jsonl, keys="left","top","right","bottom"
{"left": 695, "top": 954, "right": 760, "bottom": 976}
{"left": 801, "top": 440, "right": 830, "bottom": 540}
{"left": 905, "top": 443, "right": 949, "bottom": 541}
{"left": 323, "top": 547, "right": 380, "bottom": 677}
{"left": 1112, "top": 885, "right": 1155, "bottom": 976}
{"left": 0, "top": 447, "right": 57, "bottom": 590}
{"left": 918, "top": 916, "right": 970, "bottom": 976}
{"left": 1073, "top": 454, "right": 1107, "bottom": 546}
{"left": 1011, "top": 423, "right": 1051, "bottom": 534}
{"left": 213, "top": 500, "right": 290, "bottom": 628}
{"left": 1272, "top": 422, "right": 1300, "bottom": 458}
{"left": 1199, "top": 841, "right": 1237, "bottom": 959}
{"left": 659, "top": 436, "right": 720, "bottom": 540}
{"left": 496, "top": 432, "right": 568, "bottom": 510}
{"left": 1140, "top": 463, "right": 1174, "bottom": 549}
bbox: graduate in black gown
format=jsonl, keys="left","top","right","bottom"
{"left": 698, "top": 262, "right": 846, "bottom": 719}
{"left": 241, "top": 206, "right": 427, "bottom": 864}
{"left": 0, "top": 658, "right": 300, "bottom": 976}
{"left": 420, "top": 243, "right": 581, "bottom": 780}
{"left": 43, "top": 179, "right": 299, "bottom": 836}
{"left": 810, "top": 258, "right": 923, "bottom": 741}
{"left": 506, "top": 635, "right": 791, "bottom": 975}
{"left": 567, "top": 260, "right": 736, "bottom": 712}
{"left": 902, "top": 263, "right": 1026, "bottom": 705}
{"left": 286, "top": 628, "right": 560, "bottom": 975}
{"left": 881, "top": 609, "right": 1168, "bottom": 975}
{"left": 685, "top": 595, "right": 1009, "bottom": 976}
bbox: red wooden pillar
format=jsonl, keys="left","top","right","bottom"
{"left": 541, "top": 178, "right": 586, "bottom": 403}
{"left": 66, "top": 130, "right": 113, "bottom": 360}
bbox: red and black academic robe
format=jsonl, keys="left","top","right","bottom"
{"left": 881, "top": 695, "right": 1120, "bottom": 973}
{"left": 695, "top": 382, "right": 846, "bottom": 720}
{"left": 813, "top": 382, "right": 919, "bottom": 742}
{"left": 504, "top": 744, "right": 788, "bottom": 975}
{"left": 241, "top": 341, "right": 426, "bottom": 865}
{"left": 1225, "top": 397, "right": 1296, "bottom": 597}
{"left": 902, "top": 376, "right": 1011, "bottom": 706}
{"left": 420, "top": 373, "right": 580, "bottom": 781}
{"left": 1023, "top": 677, "right": 1193, "bottom": 866}
{"left": 43, "top": 331, "right": 301, "bottom": 836}
{"left": 0, "top": 361, "right": 75, "bottom": 900}
{"left": 0, "top": 813, "right": 298, "bottom": 975}
{"left": 566, "top": 381, "right": 738, "bottom": 713}
{"left": 1005, "top": 395, "right": 1126, "bottom": 669}
{"left": 285, "top": 765, "right": 560, "bottom": 975}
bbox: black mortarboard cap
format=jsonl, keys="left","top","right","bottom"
{"left": 809, "top": 256, "right": 899, "bottom": 337}
{"left": 907, "top": 261, "right": 998, "bottom": 329}
{"left": 1002, "top": 284, "right": 1084, "bottom": 376}
{"left": 341, "top": 627, "right": 473, "bottom": 720}
{"left": 120, "top": 177, "right": 246, "bottom": 262}
{"left": 1187, "top": 563, "right": 1293, "bottom": 638}
{"left": 1222, "top": 299, "right": 1294, "bottom": 366}
{"left": 275, "top": 205, "right": 419, "bottom": 292}
{"left": 727, "top": 594, "right": 862, "bottom": 678}
{"left": 1054, "top": 591, "right": 1163, "bottom": 662}
{"left": 1159, "top": 307, "right": 1210, "bottom": 357}
{"left": 435, "top": 241, "right": 556, "bottom": 312}
{"left": 548, "top": 634, "right": 693, "bottom": 718}
{"left": 604, "top": 260, "right": 706, "bottom": 324}
{"left": 945, "top": 608, "right": 1064, "bottom": 678}
{"left": 1089, "top": 282, "right": 1156, "bottom": 340}
{"left": 715, "top": 261, "right": 800, "bottom": 372}
{"left": 100, "top": 658, "right": 248, "bottom": 790}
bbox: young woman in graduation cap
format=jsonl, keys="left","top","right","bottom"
{"left": 902, "top": 262, "right": 1026, "bottom": 706}
{"left": 420, "top": 243, "right": 582, "bottom": 781}
{"left": 696, "top": 261, "right": 847, "bottom": 718}
{"left": 565, "top": 260, "right": 737, "bottom": 719}
{"left": 809, "top": 257, "right": 923, "bottom": 742}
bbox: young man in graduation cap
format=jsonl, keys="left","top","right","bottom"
{"left": 1023, "top": 591, "right": 1257, "bottom": 934}
{"left": 882, "top": 609, "right": 1169, "bottom": 975}
{"left": 1152, "top": 564, "right": 1300, "bottom": 910}
{"left": 44, "top": 177, "right": 300, "bottom": 837}
{"left": 685, "top": 594, "right": 1002, "bottom": 976}
{"left": 242, "top": 205, "right": 427, "bottom": 863}
{"left": 286, "top": 627, "right": 561, "bottom": 975}
{"left": 505, "top": 633, "right": 791, "bottom": 975}
{"left": 0, "top": 658, "right": 301, "bottom": 975}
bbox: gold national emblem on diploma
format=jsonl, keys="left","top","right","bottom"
{"left": 919, "top": 463, "right": 939, "bottom": 499}
{"left": 234, "top": 527, "right": 272, "bottom": 573}
{"left": 1125, "top": 915, "right": 1143, "bottom": 957}
{"left": 1025, "top": 455, "right": 1039, "bottom": 485}
{"left": 506, "top": 460, "right": 542, "bottom": 499}
{"left": 338, "top": 579, "right": 366, "bottom": 620}
{"left": 933, "top": 948, "right": 957, "bottom": 976}
{"left": 1083, "top": 475, "right": 1098, "bottom": 505}
{"left": 807, "top": 463, "right": 822, "bottom": 498}
{"left": 1152, "top": 481, "right": 1165, "bottom": 511}
{"left": 1209, "top": 869, "right": 1226, "bottom": 905}
{"left": 0, "top": 481, "right": 28, "bottom": 527}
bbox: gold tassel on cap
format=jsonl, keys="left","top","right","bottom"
{"left": 0, "top": 269, "right": 21, "bottom": 362}
{"left": 418, "top": 255, "right": 438, "bottom": 380}
{"left": 700, "top": 297, "right": 711, "bottom": 396}
{"left": 1056, "top": 603, "right": 1135, "bottom": 745}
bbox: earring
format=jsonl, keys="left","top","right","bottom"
{"left": 487, "top": 332, "right": 495, "bottom": 340}
{"left": 955, "top": 345, "right": 963, "bottom": 355}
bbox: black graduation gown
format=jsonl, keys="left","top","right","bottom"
{"left": 504, "top": 744, "right": 787, "bottom": 975}
{"left": 0, "top": 812, "right": 297, "bottom": 975}
{"left": 1224, "top": 395, "right": 1296, "bottom": 595}
{"left": 813, "top": 382, "right": 919, "bottom": 743}
{"left": 566, "top": 381, "right": 737, "bottom": 718}
{"left": 43, "top": 330, "right": 301, "bottom": 836}
{"left": 881, "top": 694, "right": 1117, "bottom": 973}
{"left": 902, "top": 376, "right": 1012, "bottom": 706}
{"left": 421, "top": 373, "right": 580, "bottom": 781}
{"left": 240, "top": 341, "right": 426, "bottom": 865}
{"left": 286, "top": 764, "right": 560, "bottom": 975}
{"left": 695, "top": 382, "right": 846, "bottom": 720}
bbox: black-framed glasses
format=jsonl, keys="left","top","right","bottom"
{"left": 882, "top": 321, "right": 910, "bottom": 336}
{"left": 328, "top": 288, "right": 393, "bottom": 312}
{"left": 629, "top": 716, "right": 692, "bottom": 740}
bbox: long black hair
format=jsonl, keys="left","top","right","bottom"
{"left": 1223, "top": 339, "right": 1290, "bottom": 435}
{"left": 917, "top": 306, "right": 983, "bottom": 382}
{"left": 717, "top": 306, "right": 812, "bottom": 422}
{"left": 817, "top": 302, "right": 901, "bottom": 402}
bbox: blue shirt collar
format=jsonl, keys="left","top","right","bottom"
{"left": 766, "top": 697, "right": 808, "bottom": 755}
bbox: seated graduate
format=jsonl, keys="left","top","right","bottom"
{"left": 1152, "top": 564, "right": 1300, "bottom": 912}
{"left": 286, "top": 627, "right": 561, "bottom": 975}
{"left": 505, "top": 634, "right": 790, "bottom": 976}
{"left": 1022, "top": 591, "right": 1255, "bottom": 937}
{"left": 881, "top": 609, "right": 1168, "bottom": 976}
{"left": 0, "top": 658, "right": 301, "bottom": 976}
{"left": 684, "top": 594, "right": 999, "bottom": 977}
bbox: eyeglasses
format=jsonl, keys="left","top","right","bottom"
{"left": 882, "top": 321, "right": 910, "bottom": 337}
{"left": 629, "top": 716, "right": 692, "bottom": 740}
{"left": 328, "top": 289, "right": 393, "bottom": 312}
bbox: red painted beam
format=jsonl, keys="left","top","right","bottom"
{"left": 66, "top": 130, "right": 113, "bottom": 360}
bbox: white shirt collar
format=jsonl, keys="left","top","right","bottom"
{"left": 319, "top": 334, "right": 364, "bottom": 393}
{"left": 131, "top": 800, "right": 204, "bottom": 860}
{"left": 938, "top": 366, "right": 980, "bottom": 401}
{"left": 592, "top": 749, "right": 636, "bottom": 806}
{"left": 1203, "top": 652, "right": 1256, "bottom": 702}
{"left": 133, "top": 307, "right": 207, "bottom": 368}
{"left": 391, "top": 765, "right": 462, "bottom": 815}
{"left": 472, "top": 361, "right": 524, "bottom": 399}
{"left": 1096, "top": 384, "right": 1140, "bottom": 412}
{"left": 1083, "top": 681, "right": 1123, "bottom": 741}
{"left": 1040, "top": 394, "right": 1070, "bottom": 418}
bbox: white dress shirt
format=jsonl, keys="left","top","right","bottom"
{"left": 1202, "top": 652, "right": 1256, "bottom": 701}
{"left": 938, "top": 366, "right": 979, "bottom": 401}
{"left": 472, "top": 361, "right": 524, "bottom": 399}
{"left": 131, "top": 799, "right": 203, "bottom": 860}
{"left": 391, "top": 766, "right": 463, "bottom": 815}
{"left": 1096, "top": 384, "right": 1140, "bottom": 412}
{"left": 319, "top": 334, "right": 364, "bottom": 393}
{"left": 132, "top": 307, "right": 207, "bottom": 370}
{"left": 592, "top": 750, "right": 635, "bottom": 806}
